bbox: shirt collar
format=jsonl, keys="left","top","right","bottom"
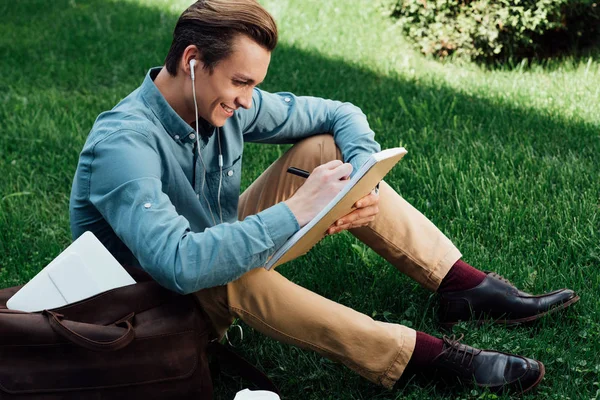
{"left": 140, "top": 67, "right": 214, "bottom": 144}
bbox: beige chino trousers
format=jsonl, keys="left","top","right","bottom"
{"left": 195, "top": 134, "right": 462, "bottom": 389}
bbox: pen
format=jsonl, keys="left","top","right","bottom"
{"left": 286, "top": 166, "right": 310, "bottom": 179}
{"left": 287, "top": 166, "right": 380, "bottom": 194}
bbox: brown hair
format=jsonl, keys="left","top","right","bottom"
{"left": 164, "top": 0, "right": 278, "bottom": 75}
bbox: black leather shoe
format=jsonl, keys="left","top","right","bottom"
{"left": 432, "top": 335, "right": 545, "bottom": 395}
{"left": 438, "top": 272, "right": 579, "bottom": 327}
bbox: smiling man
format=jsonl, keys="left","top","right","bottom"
{"left": 69, "top": 0, "right": 578, "bottom": 395}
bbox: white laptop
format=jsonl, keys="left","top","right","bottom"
{"left": 7, "top": 231, "right": 136, "bottom": 312}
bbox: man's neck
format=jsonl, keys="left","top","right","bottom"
{"left": 153, "top": 67, "right": 195, "bottom": 125}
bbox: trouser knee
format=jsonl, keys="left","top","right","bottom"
{"left": 286, "top": 134, "right": 342, "bottom": 167}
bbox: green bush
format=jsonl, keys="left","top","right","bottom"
{"left": 385, "top": 0, "right": 600, "bottom": 62}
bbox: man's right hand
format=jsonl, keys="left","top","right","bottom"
{"left": 284, "top": 160, "right": 353, "bottom": 227}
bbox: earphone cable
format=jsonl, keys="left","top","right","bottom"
{"left": 217, "top": 127, "right": 224, "bottom": 224}
{"left": 192, "top": 77, "right": 218, "bottom": 227}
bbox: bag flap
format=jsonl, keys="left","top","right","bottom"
{"left": 0, "top": 282, "right": 210, "bottom": 394}
{"left": 54, "top": 281, "right": 181, "bottom": 324}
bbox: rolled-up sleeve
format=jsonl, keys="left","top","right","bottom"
{"left": 89, "top": 130, "right": 299, "bottom": 294}
{"left": 239, "top": 89, "right": 381, "bottom": 176}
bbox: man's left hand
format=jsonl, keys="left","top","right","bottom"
{"left": 326, "top": 189, "right": 380, "bottom": 235}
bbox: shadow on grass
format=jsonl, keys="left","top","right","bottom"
{"left": 1, "top": 1, "right": 598, "bottom": 399}
{"left": 3, "top": 1, "right": 598, "bottom": 157}
{"left": 2, "top": 0, "right": 597, "bottom": 158}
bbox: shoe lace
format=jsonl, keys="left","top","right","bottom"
{"left": 439, "top": 334, "right": 481, "bottom": 370}
{"left": 488, "top": 272, "right": 516, "bottom": 288}
{"left": 487, "top": 272, "right": 526, "bottom": 296}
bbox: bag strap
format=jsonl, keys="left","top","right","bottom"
{"left": 208, "top": 341, "right": 279, "bottom": 395}
{"left": 43, "top": 310, "right": 136, "bottom": 352}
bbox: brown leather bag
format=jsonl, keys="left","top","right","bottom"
{"left": 0, "top": 281, "right": 213, "bottom": 399}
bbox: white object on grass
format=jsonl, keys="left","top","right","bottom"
{"left": 233, "top": 389, "right": 280, "bottom": 400}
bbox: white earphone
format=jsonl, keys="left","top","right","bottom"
{"left": 189, "top": 59, "right": 196, "bottom": 80}
{"left": 189, "top": 58, "right": 223, "bottom": 226}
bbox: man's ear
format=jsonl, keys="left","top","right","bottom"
{"left": 181, "top": 45, "right": 201, "bottom": 77}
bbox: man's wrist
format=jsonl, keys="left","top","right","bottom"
{"left": 283, "top": 198, "right": 311, "bottom": 227}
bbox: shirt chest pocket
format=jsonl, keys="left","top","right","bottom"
{"left": 205, "top": 155, "right": 242, "bottom": 222}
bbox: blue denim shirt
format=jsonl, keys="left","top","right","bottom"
{"left": 70, "top": 67, "right": 380, "bottom": 294}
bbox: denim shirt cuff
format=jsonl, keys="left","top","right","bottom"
{"left": 349, "top": 154, "right": 372, "bottom": 178}
{"left": 258, "top": 202, "right": 300, "bottom": 249}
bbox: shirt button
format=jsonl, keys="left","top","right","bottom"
{"left": 174, "top": 135, "right": 180, "bottom": 140}
{"left": 143, "top": 203, "right": 152, "bottom": 209}
{"left": 284, "top": 97, "right": 291, "bottom": 103}
{"left": 227, "top": 170, "right": 234, "bottom": 177}
{"left": 189, "top": 133, "right": 196, "bottom": 140}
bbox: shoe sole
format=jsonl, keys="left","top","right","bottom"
{"left": 440, "top": 295, "right": 580, "bottom": 329}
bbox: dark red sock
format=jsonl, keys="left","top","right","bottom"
{"left": 437, "top": 259, "right": 487, "bottom": 293}
{"left": 405, "top": 332, "right": 444, "bottom": 374}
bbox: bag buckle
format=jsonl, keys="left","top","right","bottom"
{"left": 224, "top": 323, "right": 244, "bottom": 347}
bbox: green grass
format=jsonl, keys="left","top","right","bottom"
{"left": 1, "top": 0, "right": 599, "bottom": 399}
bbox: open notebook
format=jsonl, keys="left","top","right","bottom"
{"left": 265, "top": 147, "right": 407, "bottom": 270}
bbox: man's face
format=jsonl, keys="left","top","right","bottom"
{"left": 193, "top": 35, "right": 271, "bottom": 127}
